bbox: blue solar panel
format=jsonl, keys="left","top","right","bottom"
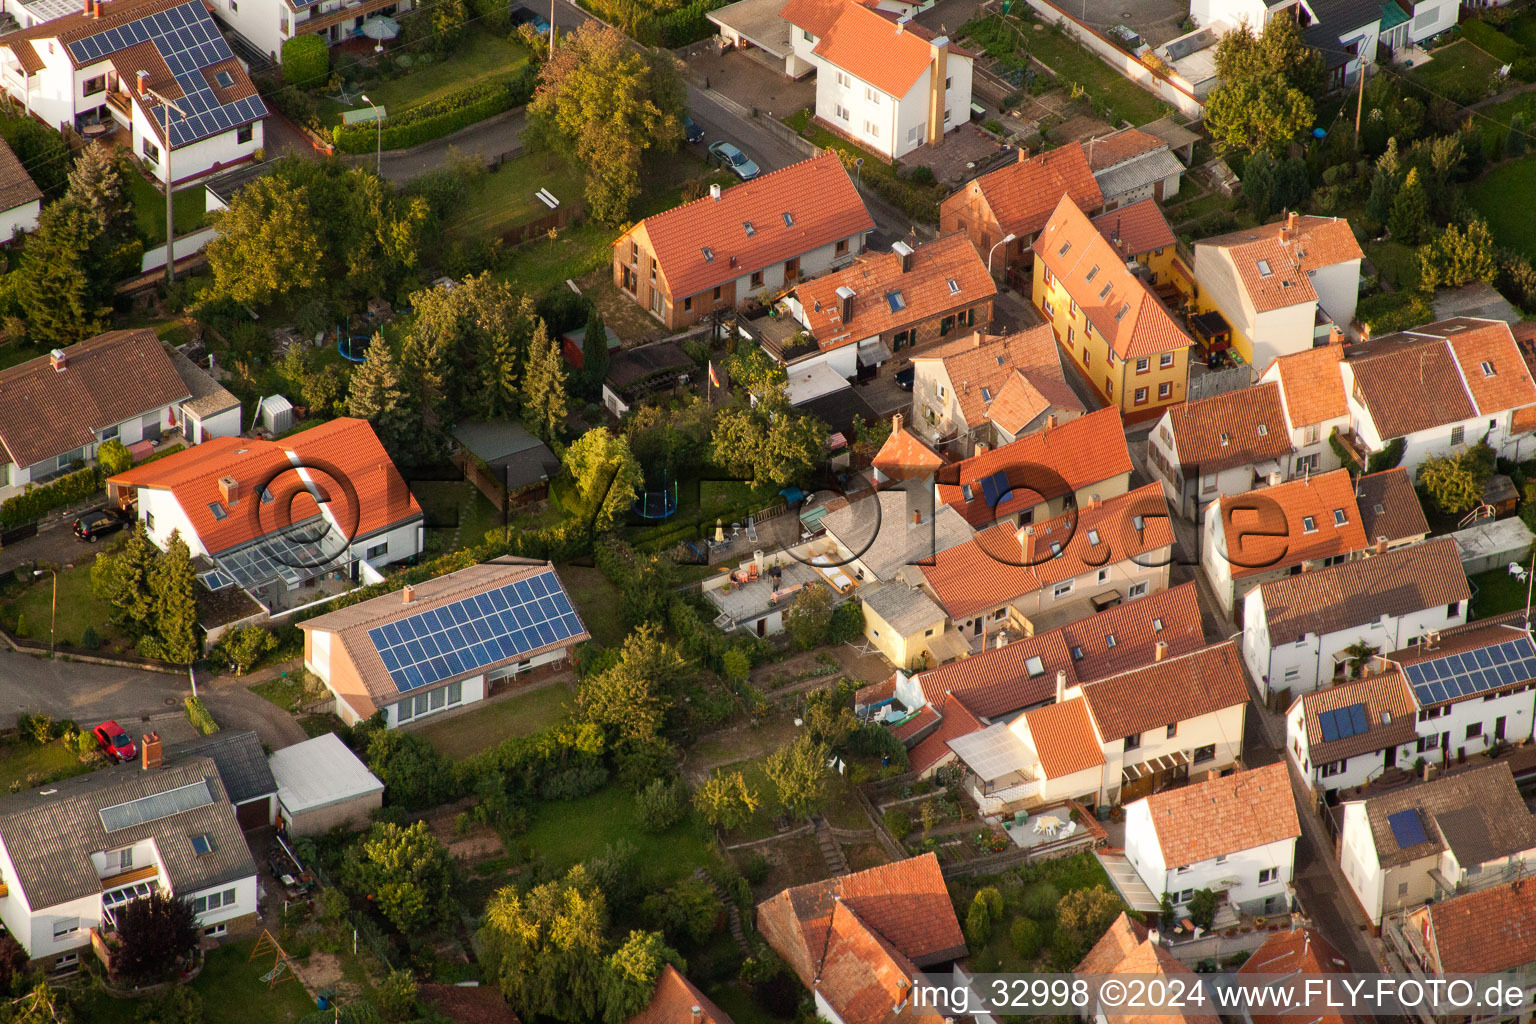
{"left": 1319, "top": 710, "right": 1339, "bottom": 742}
{"left": 368, "top": 571, "right": 587, "bottom": 694}
{"left": 1388, "top": 809, "right": 1429, "bottom": 848}
{"left": 1408, "top": 637, "right": 1536, "bottom": 706}
{"left": 1348, "top": 703, "right": 1368, "bottom": 736}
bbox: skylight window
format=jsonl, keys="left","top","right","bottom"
{"left": 1106, "top": 632, "right": 1118, "bottom": 648}
{"left": 783, "top": 212, "right": 795, "bottom": 227}
{"left": 1049, "top": 541, "right": 1063, "bottom": 557}
{"left": 1219, "top": 432, "right": 1230, "bottom": 446}
{"left": 1085, "top": 265, "right": 1099, "bottom": 283}
{"left": 1333, "top": 508, "right": 1347, "bottom": 526}
{"left": 886, "top": 290, "right": 906, "bottom": 313}
{"left": 947, "top": 279, "right": 960, "bottom": 295}
{"left": 214, "top": 70, "right": 235, "bottom": 88}
{"left": 1071, "top": 645, "right": 1084, "bottom": 660}
{"left": 208, "top": 502, "right": 227, "bottom": 521}
{"left": 1088, "top": 529, "right": 1101, "bottom": 545}
{"left": 981, "top": 387, "right": 993, "bottom": 402}
{"left": 1025, "top": 655, "right": 1045, "bottom": 677}
{"left": 1132, "top": 514, "right": 1145, "bottom": 530}
{"left": 1153, "top": 617, "right": 1164, "bottom": 632}
{"left": 702, "top": 246, "right": 714, "bottom": 262}
{"left": 1482, "top": 361, "right": 1496, "bottom": 377}
{"left": 1098, "top": 282, "right": 1112, "bottom": 300}
{"left": 1302, "top": 515, "right": 1317, "bottom": 533}
{"left": 1257, "top": 259, "right": 1273, "bottom": 277}
{"left": 1257, "top": 423, "right": 1268, "bottom": 436}
{"left": 191, "top": 834, "right": 215, "bottom": 856}
{"left": 1115, "top": 303, "right": 1130, "bottom": 322}
{"left": 260, "top": 487, "right": 274, "bottom": 505}
{"left": 1058, "top": 241, "right": 1071, "bottom": 257}
{"left": 743, "top": 221, "right": 755, "bottom": 236}
{"left": 962, "top": 484, "right": 974, "bottom": 502}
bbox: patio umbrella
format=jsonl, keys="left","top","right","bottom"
{"left": 360, "top": 15, "right": 399, "bottom": 39}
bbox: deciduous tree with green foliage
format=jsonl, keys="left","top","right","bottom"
{"left": 342, "top": 820, "right": 456, "bottom": 935}
{"left": 206, "top": 175, "right": 325, "bottom": 307}
{"left": 1417, "top": 219, "right": 1497, "bottom": 291}
{"left": 527, "top": 22, "right": 685, "bottom": 222}
{"left": 692, "top": 769, "right": 760, "bottom": 829}
{"left": 1417, "top": 440, "right": 1496, "bottom": 516}
{"left": 763, "top": 733, "right": 830, "bottom": 818}
{"left": 601, "top": 931, "right": 683, "bottom": 1024}
{"left": 281, "top": 34, "right": 328, "bottom": 86}
{"left": 211, "top": 625, "right": 277, "bottom": 675}
{"left": 783, "top": 582, "right": 835, "bottom": 650}
{"left": 561, "top": 427, "right": 644, "bottom": 530}
{"left": 710, "top": 406, "right": 825, "bottom": 488}
{"left": 1205, "top": 71, "right": 1314, "bottom": 156}
{"left": 403, "top": 274, "right": 535, "bottom": 423}
{"left": 95, "top": 438, "right": 133, "bottom": 477}
{"left": 575, "top": 624, "right": 685, "bottom": 744}
{"left": 1214, "top": 15, "right": 1324, "bottom": 100}
{"left": 642, "top": 877, "right": 722, "bottom": 946}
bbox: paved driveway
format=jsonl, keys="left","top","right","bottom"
{"left": 0, "top": 649, "right": 187, "bottom": 726}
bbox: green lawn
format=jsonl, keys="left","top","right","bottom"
{"left": 1470, "top": 566, "right": 1532, "bottom": 619}
{"left": 1468, "top": 155, "right": 1536, "bottom": 258}
{"left": 251, "top": 675, "right": 305, "bottom": 713}
{"left": 1473, "top": 90, "right": 1536, "bottom": 154}
{"left": 519, "top": 783, "right": 718, "bottom": 883}
{"left": 1365, "top": 238, "right": 1421, "bottom": 292}
{"left": 555, "top": 563, "right": 626, "bottom": 647}
{"left": 194, "top": 937, "right": 321, "bottom": 1024}
{"left": 0, "top": 738, "right": 96, "bottom": 792}
{"left": 0, "top": 559, "right": 125, "bottom": 650}
{"left": 127, "top": 171, "right": 209, "bottom": 246}
{"left": 414, "top": 480, "right": 505, "bottom": 554}
{"left": 1407, "top": 39, "right": 1503, "bottom": 104}
{"left": 322, "top": 35, "right": 530, "bottom": 126}
{"left": 415, "top": 682, "right": 572, "bottom": 759}
{"left": 1020, "top": 21, "right": 1170, "bottom": 125}
{"left": 446, "top": 151, "right": 587, "bottom": 241}
{"left": 1511, "top": 10, "right": 1536, "bottom": 52}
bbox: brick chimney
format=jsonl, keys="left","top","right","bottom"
{"left": 912, "top": 509, "right": 921, "bottom": 525}
{"left": 1020, "top": 524, "right": 1036, "bottom": 562}
{"left": 1154, "top": 640, "right": 1168, "bottom": 662}
{"left": 403, "top": 584, "right": 416, "bottom": 604}
{"left": 1047, "top": 413, "right": 1059, "bottom": 428}
{"left": 141, "top": 732, "right": 162, "bottom": 770}
{"left": 836, "top": 285, "right": 856, "bottom": 324}
{"left": 892, "top": 412, "right": 903, "bottom": 433}
{"left": 48, "top": 348, "right": 66, "bottom": 371}
{"left": 136, "top": 69, "right": 149, "bottom": 96}
{"left": 893, "top": 240, "right": 913, "bottom": 272}
{"left": 1283, "top": 210, "right": 1298, "bottom": 239}
{"left": 691, "top": 1007, "right": 703, "bottom": 1023}
{"left": 925, "top": 36, "right": 949, "bottom": 147}
{"left": 1375, "top": 536, "right": 1387, "bottom": 554}
{"left": 218, "top": 475, "right": 240, "bottom": 505}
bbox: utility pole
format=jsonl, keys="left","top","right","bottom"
{"left": 1354, "top": 57, "right": 1369, "bottom": 145}
{"left": 137, "top": 70, "right": 185, "bottom": 285}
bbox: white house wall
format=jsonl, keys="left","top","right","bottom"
{"left": 1284, "top": 700, "right": 1418, "bottom": 793}
{"left": 0, "top": 197, "right": 38, "bottom": 240}
{"left": 24, "top": 891, "right": 101, "bottom": 960}
{"left": 1100, "top": 702, "right": 1246, "bottom": 805}
{"left": 1309, "top": 260, "right": 1360, "bottom": 327}
{"left": 136, "top": 489, "right": 206, "bottom": 557}
{"left": 1408, "top": 0, "right": 1456, "bottom": 41}
{"left": 129, "top": 98, "right": 262, "bottom": 184}
{"left": 186, "top": 874, "right": 258, "bottom": 928}
{"left": 1339, "top": 801, "right": 1388, "bottom": 924}
{"left": 183, "top": 404, "right": 243, "bottom": 445}
{"left": 1416, "top": 688, "right": 1536, "bottom": 760}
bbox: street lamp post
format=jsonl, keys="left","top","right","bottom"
{"left": 136, "top": 71, "right": 185, "bottom": 286}
{"left": 32, "top": 569, "right": 55, "bottom": 657}
{"left": 361, "top": 94, "right": 382, "bottom": 176}
{"left": 988, "top": 232, "right": 1017, "bottom": 279}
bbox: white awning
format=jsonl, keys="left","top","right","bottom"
{"left": 857, "top": 337, "right": 893, "bottom": 367}
{"left": 949, "top": 723, "right": 1034, "bottom": 783}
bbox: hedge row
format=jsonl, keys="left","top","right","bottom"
{"left": 184, "top": 696, "right": 219, "bottom": 735}
{"left": 1358, "top": 290, "right": 1434, "bottom": 336}
{"left": 331, "top": 66, "right": 538, "bottom": 154}
{"left": 0, "top": 466, "right": 101, "bottom": 529}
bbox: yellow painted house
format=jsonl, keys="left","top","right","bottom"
{"left": 1032, "top": 195, "right": 1193, "bottom": 418}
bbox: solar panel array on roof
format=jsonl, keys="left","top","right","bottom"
{"left": 1317, "top": 702, "right": 1369, "bottom": 743}
{"left": 99, "top": 779, "right": 214, "bottom": 832}
{"left": 1387, "top": 808, "right": 1429, "bottom": 849}
{"left": 978, "top": 470, "right": 1012, "bottom": 508}
{"left": 367, "top": 570, "right": 585, "bottom": 694}
{"left": 65, "top": 0, "right": 267, "bottom": 147}
{"left": 1402, "top": 637, "right": 1536, "bottom": 706}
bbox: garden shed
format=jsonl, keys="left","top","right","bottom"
{"left": 268, "top": 733, "right": 384, "bottom": 836}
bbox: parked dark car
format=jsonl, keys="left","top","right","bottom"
{"left": 510, "top": 5, "right": 551, "bottom": 33}
{"left": 73, "top": 506, "right": 128, "bottom": 543}
{"left": 894, "top": 366, "right": 915, "bottom": 391}
{"left": 684, "top": 116, "right": 704, "bottom": 144}
{"left": 93, "top": 721, "right": 137, "bottom": 762}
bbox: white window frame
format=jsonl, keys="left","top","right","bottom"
{"left": 1052, "top": 580, "right": 1073, "bottom": 599}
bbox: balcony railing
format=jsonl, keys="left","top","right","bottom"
{"left": 105, "top": 90, "right": 132, "bottom": 117}
{"left": 99, "top": 864, "right": 158, "bottom": 890}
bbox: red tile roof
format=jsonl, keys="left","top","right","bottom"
{"left": 1076, "top": 915, "right": 1221, "bottom": 1024}
{"left": 1080, "top": 640, "right": 1248, "bottom": 742}
{"left": 1439, "top": 319, "right": 1536, "bottom": 415}
{"left": 777, "top": 0, "right": 877, "bottom": 37}
{"left": 1091, "top": 199, "right": 1176, "bottom": 260}
{"left": 985, "top": 370, "right": 1084, "bottom": 435}
{"left": 1197, "top": 215, "right": 1362, "bottom": 314}
{"left": 908, "top": 633, "right": 1076, "bottom": 719}
{"left": 810, "top": 2, "right": 945, "bottom": 98}
{"left": 793, "top": 232, "right": 994, "bottom": 350}
{"left": 1162, "top": 381, "right": 1293, "bottom": 475}
{"left": 1263, "top": 343, "right": 1348, "bottom": 427}
{"left": 1057, "top": 581, "right": 1206, "bottom": 681}
{"left": 1035, "top": 195, "right": 1192, "bottom": 360}
{"left": 1022, "top": 697, "right": 1104, "bottom": 778}
{"left": 1140, "top": 762, "right": 1299, "bottom": 866}
{"left": 755, "top": 852, "right": 965, "bottom": 991}
{"left": 890, "top": 704, "right": 940, "bottom": 743}
{"left": 914, "top": 325, "right": 1080, "bottom": 430}
{"left": 1075, "top": 913, "right": 1148, "bottom": 974}
{"left": 0, "top": 136, "right": 39, "bottom": 215}
{"left": 1212, "top": 468, "right": 1367, "bottom": 580}
{"left": 1356, "top": 467, "right": 1429, "bottom": 545}
{"left": 628, "top": 153, "right": 872, "bottom": 301}
{"left": 1296, "top": 671, "right": 1418, "bottom": 764}
{"left": 110, "top": 417, "right": 422, "bottom": 558}
{"left": 936, "top": 406, "right": 1131, "bottom": 528}
{"left": 872, "top": 415, "right": 943, "bottom": 482}
{"left": 420, "top": 984, "right": 522, "bottom": 1024}
{"left": 814, "top": 901, "right": 950, "bottom": 1024}
{"left": 0, "top": 329, "right": 190, "bottom": 469}
{"left": 1236, "top": 928, "right": 1360, "bottom": 1024}
{"left": 627, "top": 966, "right": 734, "bottom": 1024}
{"left": 922, "top": 483, "right": 1173, "bottom": 617}
{"left": 1424, "top": 882, "right": 1536, "bottom": 975}
{"left": 1346, "top": 336, "right": 1478, "bottom": 441}
{"left": 909, "top": 692, "right": 985, "bottom": 773}
{"left": 1084, "top": 128, "right": 1165, "bottom": 171}
{"left": 962, "top": 144, "right": 1104, "bottom": 241}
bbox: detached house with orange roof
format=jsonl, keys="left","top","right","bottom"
{"left": 1397, "top": 881, "right": 1536, "bottom": 1001}
{"left": 1258, "top": 343, "right": 1351, "bottom": 477}
{"left": 1340, "top": 317, "right": 1536, "bottom": 471}
{"left": 908, "top": 326, "right": 1084, "bottom": 457}
{"left": 1190, "top": 213, "right": 1362, "bottom": 371}
{"left": 298, "top": 557, "right": 590, "bottom": 728}
{"left": 0, "top": 0, "right": 266, "bottom": 184}
{"left": 755, "top": 853, "right": 965, "bottom": 1024}
{"left": 773, "top": 232, "right": 994, "bottom": 379}
{"left": 1034, "top": 195, "right": 1193, "bottom": 417}
{"left": 1076, "top": 914, "right": 1222, "bottom": 1024}
{"left": 610, "top": 153, "right": 873, "bottom": 331}
{"left": 107, "top": 417, "right": 423, "bottom": 610}
{"left": 1123, "top": 762, "right": 1300, "bottom": 917}
{"left": 1200, "top": 467, "right": 1402, "bottom": 617}
{"left": 940, "top": 143, "right": 1103, "bottom": 282}
{"left": 627, "top": 965, "right": 734, "bottom": 1024}
{"left": 786, "top": 0, "right": 973, "bottom": 162}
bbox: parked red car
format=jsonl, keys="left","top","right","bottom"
{"left": 93, "top": 721, "right": 136, "bottom": 762}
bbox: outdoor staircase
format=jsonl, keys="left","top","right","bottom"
{"left": 1095, "top": 849, "right": 1162, "bottom": 912}
{"left": 812, "top": 815, "right": 850, "bottom": 877}
{"left": 691, "top": 867, "right": 750, "bottom": 954}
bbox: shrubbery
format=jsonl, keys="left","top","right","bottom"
{"left": 331, "top": 66, "right": 538, "bottom": 153}
{"left": 281, "top": 34, "right": 329, "bottom": 87}
{"left": 0, "top": 465, "right": 101, "bottom": 528}
{"left": 1356, "top": 290, "right": 1434, "bottom": 335}
{"left": 183, "top": 696, "right": 219, "bottom": 735}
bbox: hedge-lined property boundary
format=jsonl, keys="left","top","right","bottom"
{"left": 331, "top": 65, "right": 538, "bottom": 154}
{"left": 0, "top": 466, "right": 100, "bottom": 529}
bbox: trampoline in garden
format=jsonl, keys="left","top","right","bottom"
{"left": 338, "top": 335, "right": 370, "bottom": 362}
{"left": 632, "top": 475, "right": 679, "bottom": 520}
